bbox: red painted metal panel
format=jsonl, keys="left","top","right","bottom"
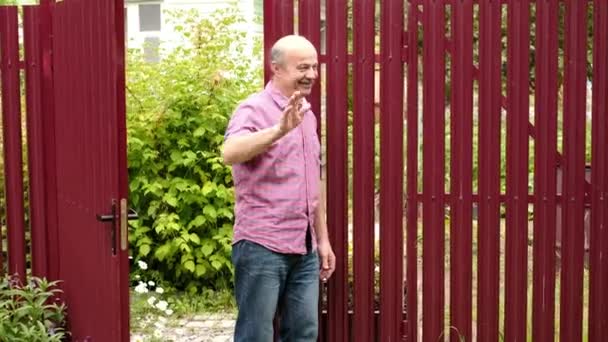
{"left": 505, "top": 1, "right": 530, "bottom": 341}
{"left": 532, "top": 1, "right": 559, "bottom": 341}
{"left": 45, "top": 0, "right": 128, "bottom": 339}
{"left": 325, "top": 0, "right": 349, "bottom": 341}
{"left": 449, "top": 1, "right": 474, "bottom": 341}
{"left": 352, "top": 1, "right": 376, "bottom": 341}
{"left": 560, "top": 1, "right": 587, "bottom": 341}
{"left": 263, "top": 0, "right": 294, "bottom": 83}
{"left": 589, "top": 2, "right": 608, "bottom": 341}
{"left": 405, "top": 2, "right": 419, "bottom": 340}
{"left": 23, "top": 6, "right": 49, "bottom": 279}
{"left": 421, "top": 1, "right": 446, "bottom": 341}
{"left": 0, "top": 6, "right": 27, "bottom": 281}
{"left": 477, "top": 1, "right": 502, "bottom": 341}
{"left": 297, "top": 0, "right": 321, "bottom": 137}
{"left": 379, "top": 0, "right": 404, "bottom": 340}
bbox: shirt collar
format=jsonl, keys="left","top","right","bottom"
{"left": 265, "top": 81, "right": 309, "bottom": 110}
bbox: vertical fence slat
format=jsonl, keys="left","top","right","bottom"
{"left": 421, "top": 1, "right": 445, "bottom": 341}
{"left": 263, "top": 0, "right": 294, "bottom": 83}
{"left": 352, "top": 0, "right": 376, "bottom": 341}
{"left": 37, "top": 0, "right": 60, "bottom": 281}
{"left": 379, "top": 0, "right": 404, "bottom": 340}
{"left": 532, "top": 1, "right": 559, "bottom": 341}
{"left": 0, "top": 6, "right": 27, "bottom": 281}
{"left": 405, "top": 2, "right": 419, "bottom": 341}
{"left": 23, "top": 6, "right": 49, "bottom": 279}
{"left": 505, "top": 1, "right": 530, "bottom": 341}
{"left": 297, "top": 0, "right": 321, "bottom": 137}
{"left": 560, "top": 1, "right": 587, "bottom": 341}
{"left": 477, "top": 1, "right": 502, "bottom": 340}
{"left": 449, "top": 1, "right": 474, "bottom": 341}
{"left": 325, "top": 0, "right": 349, "bottom": 340}
{"left": 589, "top": 2, "right": 608, "bottom": 341}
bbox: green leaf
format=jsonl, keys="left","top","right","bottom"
{"left": 201, "top": 182, "right": 216, "bottom": 196}
{"left": 201, "top": 243, "right": 214, "bottom": 257}
{"left": 195, "top": 264, "right": 207, "bottom": 276}
{"left": 190, "top": 233, "right": 201, "bottom": 244}
{"left": 211, "top": 260, "right": 223, "bottom": 270}
{"left": 203, "top": 205, "right": 217, "bottom": 219}
{"left": 188, "top": 215, "right": 206, "bottom": 228}
{"left": 219, "top": 207, "right": 233, "bottom": 219}
{"left": 183, "top": 260, "right": 195, "bottom": 273}
{"left": 139, "top": 244, "right": 151, "bottom": 257}
{"left": 170, "top": 150, "right": 183, "bottom": 163}
{"left": 163, "top": 193, "right": 178, "bottom": 207}
{"left": 155, "top": 244, "right": 172, "bottom": 261}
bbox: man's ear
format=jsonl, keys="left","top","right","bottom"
{"left": 271, "top": 62, "right": 281, "bottom": 76}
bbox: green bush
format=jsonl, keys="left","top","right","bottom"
{"left": 126, "top": 8, "right": 262, "bottom": 293}
{"left": 0, "top": 275, "right": 67, "bottom": 341}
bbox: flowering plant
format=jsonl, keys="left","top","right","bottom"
{"left": 0, "top": 275, "right": 68, "bottom": 341}
{"left": 131, "top": 260, "right": 174, "bottom": 339}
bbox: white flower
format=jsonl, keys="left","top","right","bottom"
{"left": 135, "top": 275, "right": 140, "bottom": 279}
{"left": 156, "top": 300, "right": 168, "bottom": 311}
{"left": 154, "top": 321, "right": 165, "bottom": 329}
{"left": 147, "top": 296, "right": 157, "bottom": 306}
{"left": 158, "top": 316, "right": 168, "bottom": 323}
{"left": 148, "top": 281, "right": 155, "bottom": 286}
{"left": 137, "top": 260, "right": 148, "bottom": 270}
{"left": 134, "top": 282, "right": 148, "bottom": 294}
{"left": 154, "top": 329, "right": 163, "bottom": 338}
{"left": 165, "top": 309, "right": 174, "bottom": 316}
{"left": 155, "top": 287, "right": 164, "bottom": 294}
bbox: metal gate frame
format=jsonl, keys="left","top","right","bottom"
{"left": 1, "top": 1, "right": 130, "bottom": 340}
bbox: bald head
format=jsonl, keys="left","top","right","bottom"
{"left": 269, "top": 35, "right": 318, "bottom": 97}
{"left": 270, "top": 35, "right": 317, "bottom": 66}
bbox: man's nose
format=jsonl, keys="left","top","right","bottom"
{"left": 306, "top": 68, "right": 317, "bottom": 79}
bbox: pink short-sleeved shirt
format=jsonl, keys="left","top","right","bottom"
{"left": 224, "top": 82, "right": 321, "bottom": 254}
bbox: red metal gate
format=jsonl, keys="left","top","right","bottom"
{"left": 1, "top": 0, "right": 130, "bottom": 340}
{"left": 264, "top": 0, "right": 608, "bottom": 341}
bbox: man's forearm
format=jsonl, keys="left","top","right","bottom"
{"left": 222, "top": 125, "right": 284, "bottom": 165}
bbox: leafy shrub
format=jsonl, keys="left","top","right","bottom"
{"left": 126, "top": 8, "right": 262, "bottom": 292}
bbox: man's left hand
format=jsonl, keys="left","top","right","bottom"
{"left": 318, "top": 241, "right": 335, "bottom": 282}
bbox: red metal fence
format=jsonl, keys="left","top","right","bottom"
{"left": 264, "top": 0, "right": 608, "bottom": 341}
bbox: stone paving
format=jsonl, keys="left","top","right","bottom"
{"left": 131, "top": 313, "right": 236, "bottom": 342}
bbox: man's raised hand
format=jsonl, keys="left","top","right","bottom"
{"left": 278, "top": 91, "right": 310, "bottom": 135}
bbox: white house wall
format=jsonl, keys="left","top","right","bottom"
{"left": 125, "top": 0, "right": 262, "bottom": 60}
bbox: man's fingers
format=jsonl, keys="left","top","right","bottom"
{"left": 299, "top": 103, "right": 311, "bottom": 114}
{"left": 288, "top": 91, "right": 302, "bottom": 107}
{"left": 322, "top": 255, "right": 330, "bottom": 270}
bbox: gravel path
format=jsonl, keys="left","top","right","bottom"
{"left": 131, "top": 312, "right": 236, "bottom": 342}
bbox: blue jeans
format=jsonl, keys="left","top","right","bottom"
{"left": 232, "top": 240, "right": 319, "bottom": 342}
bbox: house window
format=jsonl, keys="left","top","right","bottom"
{"left": 139, "top": 4, "right": 161, "bottom": 32}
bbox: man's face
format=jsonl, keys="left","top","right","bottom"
{"left": 273, "top": 47, "right": 318, "bottom": 96}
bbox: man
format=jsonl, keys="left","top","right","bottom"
{"left": 222, "top": 35, "right": 336, "bottom": 341}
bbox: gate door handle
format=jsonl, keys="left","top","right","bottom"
{"left": 96, "top": 199, "right": 139, "bottom": 254}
